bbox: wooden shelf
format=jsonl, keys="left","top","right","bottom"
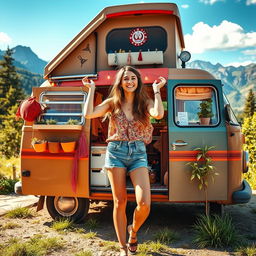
{"left": 32, "top": 124, "right": 83, "bottom": 131}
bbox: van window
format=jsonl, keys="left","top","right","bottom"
{"left": 174, "top": 86, "right": 219, "bottom": 126}
{"left": 39, "top": 91, "right": 87, "bottom": 124}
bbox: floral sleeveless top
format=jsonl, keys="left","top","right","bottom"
{"left": 106, "top": 110, "right": 153, "bottom": 144}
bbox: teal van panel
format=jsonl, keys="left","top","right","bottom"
{"left": 167, "top": 79, "right": 228, "bottom": 201}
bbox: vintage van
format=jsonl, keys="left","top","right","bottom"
{"left": 16, "top": 3, "right": 252, "bottom": 222}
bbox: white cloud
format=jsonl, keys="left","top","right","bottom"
{"left": 199, "top": 0, "right": 224, "bottom": 5}
{"left": 225, "top": 60, "right": 254, "bottom": 67}
{"left": 181, "top": 4, "right": 189, "bottom": 8}
{"left": 242, "top": 48, "right": 256, "bottom": 55}
{"left": 246, "top": 0, "right": 256, "bottom": 5}
{"left": 0, "top": 32, "right": 12, "bottom": 44}
{"left": 184, "top": 20, "right": 256, "bottom": 54}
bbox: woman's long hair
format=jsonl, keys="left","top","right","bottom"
{"left": 106, "top": 66, "right": 150, "bottom": 126}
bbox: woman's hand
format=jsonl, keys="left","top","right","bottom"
{"left": 152, "top": 76, "right": 166, "bottom": 93}
{"left": 82, "top": 76, "right": 95, "bottom": 89}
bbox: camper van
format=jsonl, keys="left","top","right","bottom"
{"left": 16, "top": 3, "right": 251, "bottom": 222}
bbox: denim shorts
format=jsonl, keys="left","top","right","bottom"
{"left": 104, "top": 141, "right": 148, "bottom": 173}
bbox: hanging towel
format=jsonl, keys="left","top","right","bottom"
{"left": 71, "top": 133, "right": 89, "bottom": 192}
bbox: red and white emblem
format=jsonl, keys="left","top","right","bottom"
{"left": 129, "top": 28, "right": 148, "bottom": 46}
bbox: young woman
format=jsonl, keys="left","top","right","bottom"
{"left": 83, "top": 66, "right": 166, "bottom": 256}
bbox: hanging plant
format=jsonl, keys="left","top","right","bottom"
{"left": 187, "top": 145, "right": 219, "bottom": 215}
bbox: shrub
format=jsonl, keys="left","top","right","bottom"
{"left": 193, "top": 214, "right": 242, "bottom": 248}
{"left": 0, "top": 176, "right": 18, "bottom": 194}
{"left": 242, "top": 113, "right": 256, "bottom": 189}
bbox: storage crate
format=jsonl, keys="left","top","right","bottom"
{"left": 90, "top": 168, "right": 110, "bottom": 187}
{"left": 91, "top": 146, "right": 106, "bottom": 169}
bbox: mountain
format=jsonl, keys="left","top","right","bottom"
{"left": 0, "top": 46, "right": 46, "bottom": 95}
{"left": 0, "top": 45, "right": 47, "bottom": 75}
{"left": 187, "top": 60, "right": 256, "bottom": 113}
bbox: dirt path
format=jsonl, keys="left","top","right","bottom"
{"left": 0, "top": 191, "right": 255, "bottom": 256}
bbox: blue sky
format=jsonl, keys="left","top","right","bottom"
{"left": 0, "top": 0, "right": 255, "bottom": 67}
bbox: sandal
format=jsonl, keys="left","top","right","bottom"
{"left": 120, "top": 245, "right": 128, "bottom": 256}
{"left": 127, "top": 225, "right": 138, "bottom": 255}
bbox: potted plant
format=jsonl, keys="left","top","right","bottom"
{"left": 61, "top": 138, "right": 77, "bottom": 152}
{"left": 31, "top": 138, "right": 47, "bottom": 152}
{"left": 66, "top": 119, "right": 79, "bottom": 125}
{"left": 187, "top": 145, "right": 219, "bottom": 215}
{"left": 48, "top": 140, "right": 61, "bottom": 153}
{"left": 46, "top": 119, "right": 58, "bottom": 125}
{"left": 197, "top": 99, "right": 214, "bottom": 125}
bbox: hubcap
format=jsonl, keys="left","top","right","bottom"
{"left": 54, "top": 197, "right": 78, "bottom": 217}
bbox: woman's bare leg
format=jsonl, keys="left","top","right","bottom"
{"left": 128, "top": 167, "right": 151, "bottom": 250}
{"left": 107, "top": 167, "right": 128, "bottom": 253}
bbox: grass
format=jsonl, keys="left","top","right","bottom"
{"left": 236, "top": 243, "right": 256, "bottom": 256}
{"left": 84, "top": 218, "right": 99, "bottom": 230}
{"left": 51, "top": 219, "right": 73, "bottom": 231}
{"left": 153, "top": 227, "right": 179, "bottom": 244}
{"left": 5, "top": 206, "right": 34, "bottom": 218}
{"left": 82, "top": 231, "right": 98, "bottom": 239}
{"left": 193, "top": 214, "right": 242, "bottom": 248}
{"left": 74, "top": 251, "right": 93, "bottom": 256}
{"left": 0, "top": 235, "right": 64, "bottom": 256}
{"left": 138, "top": 241, "right": 169, "bottom": 255}
{"left": 100, "top": 241, "right": 119, "bottom": 252}
{"left": 0, "top": 221, "right": 21, "bottom": 230}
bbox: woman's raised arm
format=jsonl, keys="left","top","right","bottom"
{"left": 147, "top": 76, "right": 166, "bottom": 119}
{"left": 82, "top": 77, "right": 110, "bottom": 119}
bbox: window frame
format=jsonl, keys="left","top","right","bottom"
{"left": 39, "top": 91, "right": 87, "bottom": 125}
{"left": 173, "top": 84, "right": 221, "bottom": 128}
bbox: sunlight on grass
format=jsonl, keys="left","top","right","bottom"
{"left": 0, "top": 221, "right": 21, "bottom": 230}
{"left": 0, "top": 235, "right": 64, "bottom": 256}
{"left": 82, "top": 231, "right": 97, "bottom": 239}
{"left": 5, "top": 206, "right": 34, "bottom": 219}
{"left": 51, "top": 219, "right": 73, "bottom": 231}
{"left": 138, "top": 241, "right": 168, "bottom": 254}
{"left": 74, "top": 251, "right": 93, "bottom": 256}
{"left": 153, "top": 227, "right": 179, "bottom": 244}
{"left": 236, "top": 243, "right": 256, "bottom": 256}
{"left": 100, "top": 241, "right": 119, "bottom": 252}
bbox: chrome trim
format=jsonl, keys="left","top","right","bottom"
{"left": 54, "top": 197, "right": 79, "bottom": 217}
{"left": 49, "top": 73, "right": 98, "bottom": 81}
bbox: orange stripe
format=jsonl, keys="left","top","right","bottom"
{"left": 21, "top": 156, "right": 88, "bottom": 160}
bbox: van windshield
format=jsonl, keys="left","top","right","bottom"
{"left": 174, "top": 85, "right": 219, "bottom": 127}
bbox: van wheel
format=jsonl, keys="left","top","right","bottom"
{"left": 209, "top": 202, "right": 223, "bottom": 216}
{"left": 46, "top": 196, "right": 89, "bottom": 223}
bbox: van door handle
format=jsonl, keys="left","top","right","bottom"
{"left": 171, "top": 141, "right": 188, "bottom": 150}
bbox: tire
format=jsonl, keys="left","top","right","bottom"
{"left": 46, "top": 196, "right": 89, "bottom": 223}
{"left": 209, "top": 202, "right": 223, "bottom": 216}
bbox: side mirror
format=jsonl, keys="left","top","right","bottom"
{"left": 224, "top": 104, "right": 231, "bottom": 122}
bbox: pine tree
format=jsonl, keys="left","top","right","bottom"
{"left": 0, "top": 47, "right": 25, "bottom": 158}
{"left": 0, "top": 47, "right": 25, "bottom": 116}
{"left": 243, "top": 89, "right": 255, "bottom": 119}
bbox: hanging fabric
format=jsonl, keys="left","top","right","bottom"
{"left": 127, "top": 50, "right": 131, "bottom": 65}
{"left": 71, "top": 132, "right": 89, "bottom": 192}
{"left": 138, "top": 50, "right": 143, "bottom": 61}
{"left": 114, "top": 51, "right": 118, "bottom": 65}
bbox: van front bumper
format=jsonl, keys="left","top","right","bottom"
{"left": 232, "top": 179, "right": 252, "bottom": 204}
